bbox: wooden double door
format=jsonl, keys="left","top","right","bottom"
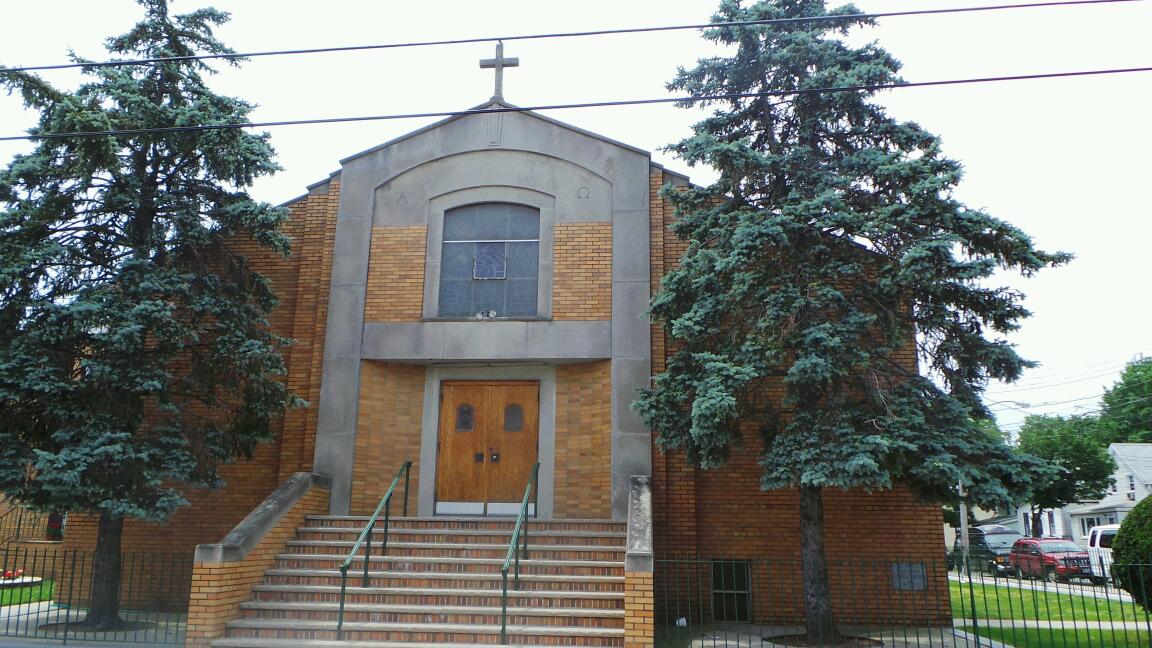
{"left": 435, "top": 381, "right": 539, "bottom": 515}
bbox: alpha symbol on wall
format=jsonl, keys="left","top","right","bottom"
{"left": 396, "top": 193, "right": 409, "bottom": 206}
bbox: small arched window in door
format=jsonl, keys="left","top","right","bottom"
{"left": 504, "top": 404, "right": 524, "bottom": 432}
{"left": 456, "top": 404, "right": 475, "bottom": 432}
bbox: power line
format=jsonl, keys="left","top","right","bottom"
{"left": 0, "top": 0, "right": 1140, "bottom": 73}
{"left": 991, "top": 394, "right": 1152, "bottom": 418}
{"left": 990, "top": 393, "right": 1106, "bottom": 411}
{"left": 988, "top": 367, "right": 1128, "bottom": 394}
{"left": 1001, "top": 356, "right": 1132, "bottom": 380}
{"left": 3, "top": 64, "right": 1152, "bottom": 143}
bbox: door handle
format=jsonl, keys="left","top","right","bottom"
{"left": 474, "top": 452, "right": 485, "bottom": 463}
{"left": 489, "top": 447, "right": 500, "bottom": 463}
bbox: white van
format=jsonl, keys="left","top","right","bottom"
{"left": 1087, "top": 524, "right": 1120, "bottom": 584}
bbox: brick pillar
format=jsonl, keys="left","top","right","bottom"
{"left": 625, "top": 475, "right": 655, "bottom": 648}
{"left": 625, "top": 571, "right": 655, "bottom": 648}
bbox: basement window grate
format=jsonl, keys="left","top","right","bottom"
{"left": 711, "top": 560, "right": 751, "bottom": 622}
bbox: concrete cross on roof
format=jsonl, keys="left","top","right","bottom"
{"left": 479, "top": 41, "right": 519, "bottom": 101}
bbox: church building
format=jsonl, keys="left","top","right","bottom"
{"left": 59, "top": 47, "right": 950, "bottom": 646}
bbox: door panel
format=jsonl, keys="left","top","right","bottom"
{"left": 435, "top": 384, "right": 489, "bottom": 505}
{"left": 435, "top": 381, "right": 539, "bottom": 514}
{"left": 487, "top": 383, "right": 540, "bottom": 503}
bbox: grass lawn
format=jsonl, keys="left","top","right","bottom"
{"left": 0, "top": 579, "right": 54, "bottom": 607}
{"left": 969, "top": 626, "right": 1150, "bottom": 648}
{"left": 950, "top": 580, "right": 1147, "bottom": 622}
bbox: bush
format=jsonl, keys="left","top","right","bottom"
{"left": 1113, "top": 496, "right": 1152, "bottom": 608}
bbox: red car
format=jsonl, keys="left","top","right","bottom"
{"left": 1009, "top": 538, "right": 1093, "bottom": 582}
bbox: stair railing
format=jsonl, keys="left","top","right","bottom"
{"left": 336, "top": 460, "right": 412, "bottom": 641}
{"left": 499, "top": 462, "right": 540, "bottom": 644}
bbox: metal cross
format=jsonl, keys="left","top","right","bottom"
{"left": 479, "top": 41, "right": 519, "bottom": 101}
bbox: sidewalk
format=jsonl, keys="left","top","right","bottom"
{"left": 949, "top": 572, "right": 1135, "bottom": 603}
{"left": 0, "top": 639, "right": 174, "bottom": 648}
{"left": 0, "top": 600, "right": 182, "bottom": 648}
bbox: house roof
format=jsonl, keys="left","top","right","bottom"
{"left": 1066, "top": 500, "right": 1135, "bottom": 515}
{"left": 1111, "top": 443, "right": 1152, "bottom": 486}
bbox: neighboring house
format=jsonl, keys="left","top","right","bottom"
{"left": 1018, "top": 443, "right": 1152, "bottom": 544}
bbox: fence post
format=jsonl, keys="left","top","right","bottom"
{"left": 964, "top": 555, "right": 980, "bottom": 648}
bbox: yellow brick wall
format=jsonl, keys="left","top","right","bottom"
{"left": 364, "top": 226, "right": 427, "bottom": 322}
{"left": 554, "top": 361, "right": 612, "bottom": 518}
{"left": 184, "top": 484, "right": 329, "bottom": 648}
{"left": 553, "top": 222, "right": 612, "bottom": 320}
{"left": 278, "top": 181, "right": 341, "bottom": 479}
{"left": 350, "top": 362, "right": 426, "bottom": 516}
{"left": 625, "top": 571, "right": 655, "bottom": 648}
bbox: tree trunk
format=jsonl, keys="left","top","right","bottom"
{"left": 85, "top": 510, "right": 124, "bottom": 630}
{"left": 799, "top": 485, "right": 840, "bottom": 644}
{"left": 1031, "top": 508, "right": 1044, "bottom": 538}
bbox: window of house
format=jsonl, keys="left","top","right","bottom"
{"left": 438, "top": 203, "right": 540, "bottom": 318}
{"left": 711, "top": 560, "right": 751, "bottom": 622}
{"left": 1081, "top": 516, "right": 1100, "bottom": 537}
{"left": 1047, "top": 511, "right": 1056, "bottom": 535}
{"left": 1129, "top": 475, "right": 1136, "bottom": 491}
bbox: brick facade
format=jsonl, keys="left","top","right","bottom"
{"left": 364, "top": 226, "right": 428, "bottom": 322}
{"left": 350, "top": 362, "right": 427, "bottom": 516}
{"left": 553, "top": 222, "right": 612, "bottom": 320}
{"left": 624, "top": 570, "right": 655, "bottom": 648}
{"left": 554, "top": 361, "right": 613, "bottom": 519}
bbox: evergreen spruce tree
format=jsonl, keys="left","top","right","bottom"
{"left": 0, "top": 1, "right": 296, "bottom": 629}
{"left": 636, "top": 0, "right": 1065, "bottom": 640}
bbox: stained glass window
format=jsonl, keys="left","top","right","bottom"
{"left": 439, "top": 203, "right": 540, "bottom": 317}
{"left": 456, "top": 404, "right": 475, "bottom": 432}
{"left": 504, "top": 404, "right": 524, "bottom": 432}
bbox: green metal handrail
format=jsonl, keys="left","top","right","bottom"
{"left": 499, "top": 462, "right": 540, "bottom": 645}
{"left": 336, "top": 460, "right": 412, "bottom": 641}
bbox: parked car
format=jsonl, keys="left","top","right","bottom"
{"left": 1087, "top": 524, "right": 1120, "bottom": 585}
{"left": 952, "top": 524, "right": 1023, "bottom": 576}
{"left": 1009, "top": 537, "right": 1094, "bottom": 583}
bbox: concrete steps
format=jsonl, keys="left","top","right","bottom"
{"left": 296, "top": 526, "right": 625, "bottom": 547}
{"left": 285, "top": 539, "right": 625, "bottom": 561}
{"left": 213, "top": 515, "right": 626, "bottom": 647}
{"left": 249, "top": 583, "right": 624, "bottom": 609}
{"left": 273, "top": 553, "right": 623, "bottom": 576}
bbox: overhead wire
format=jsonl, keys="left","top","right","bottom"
{"left": 987, "top": 367, "right": 1130, "bottom": 394}
{"left": 0, "top": 0, "right": 1140, "bottom": 74}
{"left": 4, "top": 64, "right": 1152, "bottom": 142}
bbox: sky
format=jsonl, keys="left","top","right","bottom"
{"left": 1, "top": 0, "right": 1149, "bottom": 438}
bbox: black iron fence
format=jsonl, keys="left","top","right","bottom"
{"left": 0, "top": 544, "right": 191, "bottom": 644}
{"left": 0, "top": 506, "right": 50, "bottom": 544}
{"left": 655, "top": 556, "right": 1152, "bottom": 647}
